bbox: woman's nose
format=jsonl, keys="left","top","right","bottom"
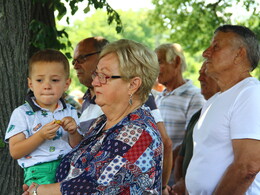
{"left": 91, "top": 75, "right": 101, "bottom": 87}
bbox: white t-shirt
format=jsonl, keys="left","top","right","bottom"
{"left": 186, "top": 77, "right": 260, "bottom": 195}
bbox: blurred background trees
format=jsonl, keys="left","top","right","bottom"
{"left": 61, "top": 0, "right": 260, "bottom": 93}
{"left": 0, "top": 0, "right": 259, "bottom": 194}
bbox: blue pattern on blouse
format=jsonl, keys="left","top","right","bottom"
{"left": 56, "top": 107, "right": 163, "bottom": 194}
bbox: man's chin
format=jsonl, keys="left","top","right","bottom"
{"left": 78, "top": 79, "right": 87, "bottom": 86}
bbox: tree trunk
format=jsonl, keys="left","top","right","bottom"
{"left": 0, "top": 0, "right": 32, "bottom": 194}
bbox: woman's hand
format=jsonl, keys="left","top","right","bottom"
{"left": 170, "top": 178, "right": 185, "bottom": 195}
{"left": 22, "top": 183, "right": 39, "bottom": 195}
{"left": 162, "top": 185, "right": 171, "bottom": 195}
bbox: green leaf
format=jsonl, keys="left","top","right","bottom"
{"left": 83, "top": 5, "right": 90, "bottom": 13}
{"left": 0, "top": 139, "right": 5, "bottom": 148}
{"left": 55, "top": 2, "right": 67, "bottom": 20}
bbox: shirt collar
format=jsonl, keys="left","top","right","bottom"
{"left": 83, "top": 89, "right": 96, "bottom": 104}
{"left": 162, "top": 79, "right": 192, "bottom": 96}
{"left": 25, "top": 90, "right": 67, "bottom": 112}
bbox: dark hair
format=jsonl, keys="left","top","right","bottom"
{"left": 29, "top": 49, "right": 70, "bottom": 78}
{"left": 215, "top": 25, "right": 260, "bottom": 70}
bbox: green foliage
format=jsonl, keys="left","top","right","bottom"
{"left": 65, "top": 9, "right": 167, "bottom": 49}
{"left": 150, "top": 0, "right": 260, "bottom": 53}
{"left": 0, "top": 139, "right": 5, "bottom": 148}
{"left": 30, "top": 19, "right": 69, "bottom": 50}
{"left": 30, "top": 0, "right": 122, "bottom": 56}
{"left": 62, "top": 9, "right": 170, "bottom": 93}
{"left": 183, "top": 52, "right": 204, "bottom": 87}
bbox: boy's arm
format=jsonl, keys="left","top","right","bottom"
{"left": 156, "top": 122, "right": 173, "bottom": 189}
{"left": 68, "top": 130, "right": 82, "bottom": 148}
{"left": 9, "top": 122, "right": 60, "bottom": 159}
{"left": 9, "top": 131, "right": 44, "bottom": 159}
{"left": 61, "top": 117, "right": 82, "bottom": 147}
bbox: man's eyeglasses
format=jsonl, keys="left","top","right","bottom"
{"left": 72, "top": 51, "right": 101, "bottom": 65}
{"left": 91, "top": 71, "right": 123, "bottom": 84}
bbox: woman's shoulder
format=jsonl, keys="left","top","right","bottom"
{"left": 128, "top": 108, "right": 155, "bottom": 124}
{"left": 124, "top": 108, "right": 160, "bottom": 136}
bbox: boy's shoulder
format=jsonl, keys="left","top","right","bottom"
{"left": 15, "top": 102, "right": 34, "bottom": 111}
{"left": 11, "top": 102, "right": 35, "bottom": 117}
{"left": 63, "top": 102, "right": 78, "bottom": 111}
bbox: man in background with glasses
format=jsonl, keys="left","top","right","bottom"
{"left": 73, "top": 37, "right": 109, "bottom": 132}
{"left": 73, "top": 37, "right": 173, "bottom": 194}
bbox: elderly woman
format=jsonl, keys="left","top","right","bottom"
{"left": 23, "top": 39, "right": 163, "bottom": 194}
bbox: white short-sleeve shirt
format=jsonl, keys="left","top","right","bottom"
{"left": 186, "top": 77, "right": 260, "bottom": 195}
{"left": 5, "top": 98, "right": 79, "bottom": 168}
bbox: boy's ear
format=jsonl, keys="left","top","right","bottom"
{"left": 27, "top": 77, "right": 33, "bottom": 91}
{"left": 64, "top": 78, "right": 71, "bottom": 91}
{"left": 129, "top": 77, "right": 142, "bottom": 95}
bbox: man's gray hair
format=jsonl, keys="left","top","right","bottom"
{"left": 155, "top": 43, "right": 187, "bottom": 72}
{"left": 215, "top": 25, "right": 260, "bottom": 71}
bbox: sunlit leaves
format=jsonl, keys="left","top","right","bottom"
{"left": 29, "top": 0, "right": 123, "bottom": 56}
{"left": 150, "top": 0, "right": 260, "bottom": 53}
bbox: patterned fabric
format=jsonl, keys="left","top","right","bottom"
{"left": 5, "top": 93, "right": 79, "bottom": 168}
{"left": 155, "top": 79, "right": 205, "bottom": 149}
{"left": 56, "top": 107, "right": 163, "bottom": 194}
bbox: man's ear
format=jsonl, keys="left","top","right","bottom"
{"left": 170, "top": 56, "right": 181, "bottom": 69}
{"left": 129, "top": 77, "right": 142, "bottom": 95}
{"left": 234, "top": 47, "right": 246, "bottom": 63}
{"left": 175, "top": 56, "right": 181, "bottom": 68}
{"left": 27, "top": 77, "right": 33, "bottom": 91}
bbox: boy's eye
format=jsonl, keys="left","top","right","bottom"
{"left": 52, "top": 79, "right": 60, "bottom": 82}
{"left": 36, "top": 79, "right": 42, "bottom": 82}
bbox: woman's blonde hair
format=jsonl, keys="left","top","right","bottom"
{"left": 100, "top": 39, "right": 159, "bottom": 103}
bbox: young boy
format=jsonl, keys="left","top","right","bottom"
{"left": 5, "top": 49, "right": 82, "bottom": 186}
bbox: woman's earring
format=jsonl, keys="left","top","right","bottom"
{"left": 129, "top": 94, "right": 133, "bottom": 105}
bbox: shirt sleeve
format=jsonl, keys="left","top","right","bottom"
{"left": 144, "top": 93, "right": 163, "bottom": 123}
{"left": 5, "top": 106, "right": 30, "bottom": 142}
{"left": 230, "top": 86, "right": 260, "bottom": 140}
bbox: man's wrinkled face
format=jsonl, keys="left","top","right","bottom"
{"left": 198, "top": 62, "right": 220, "bottom": 100}
{"left": 156, "top": 50, "right": 177, "bottom": 87}
{"left": 202, "top": 31, "right": 241, "bottom": 79}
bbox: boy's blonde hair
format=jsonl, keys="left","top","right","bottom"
{"left": 29, "top": 49, "right": 70, "bottom": 78}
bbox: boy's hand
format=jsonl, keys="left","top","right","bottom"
{"left": 39, "top": 121, "right": 60, "bottom": 140}
{"left": 61, "top": 117, "right": 77, "bottom": 135}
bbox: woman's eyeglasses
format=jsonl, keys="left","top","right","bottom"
{"left": 91, "top": 71, "right": 123, "bottom": 84}
{"left": 72, "top": 51, "right": 100, "bottom": 65}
